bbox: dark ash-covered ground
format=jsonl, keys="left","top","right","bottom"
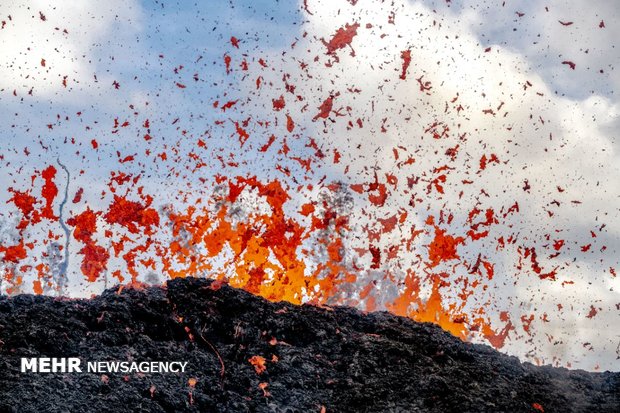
{"left": 0, "top": 278, "right": 617, "bottom": 413}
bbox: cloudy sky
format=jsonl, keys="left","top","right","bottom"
{"left": 0, "top": 0, "right": 618, "bottom": 371}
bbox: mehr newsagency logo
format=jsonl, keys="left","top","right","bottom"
{"left": 21, "top": 358, "right": 188, "bottom": 374}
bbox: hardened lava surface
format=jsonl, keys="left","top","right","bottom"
{"left": 0, "top": 278, "right": 618, "bottom": 413}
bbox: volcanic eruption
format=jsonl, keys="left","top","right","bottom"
{"left": 0, "top": 0, "right": 618, "bottom": 411}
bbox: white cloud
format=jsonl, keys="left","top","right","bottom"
{"left": 451, "top": 0, "right": 620, "bottom": 99}
{"left": 0, "top": 0, "right": 142, "bottom": 98}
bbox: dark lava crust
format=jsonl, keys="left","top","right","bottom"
{"left": 0, "top": 278, "right": 617, "bottom": 412}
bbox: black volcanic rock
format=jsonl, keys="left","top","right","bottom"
{"left": 0, "top": 278, "right": 617, "bottom": 412}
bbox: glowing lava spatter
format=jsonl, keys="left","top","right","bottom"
{"left": 1, "top": 0, "right": 617, "bottom": 370}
